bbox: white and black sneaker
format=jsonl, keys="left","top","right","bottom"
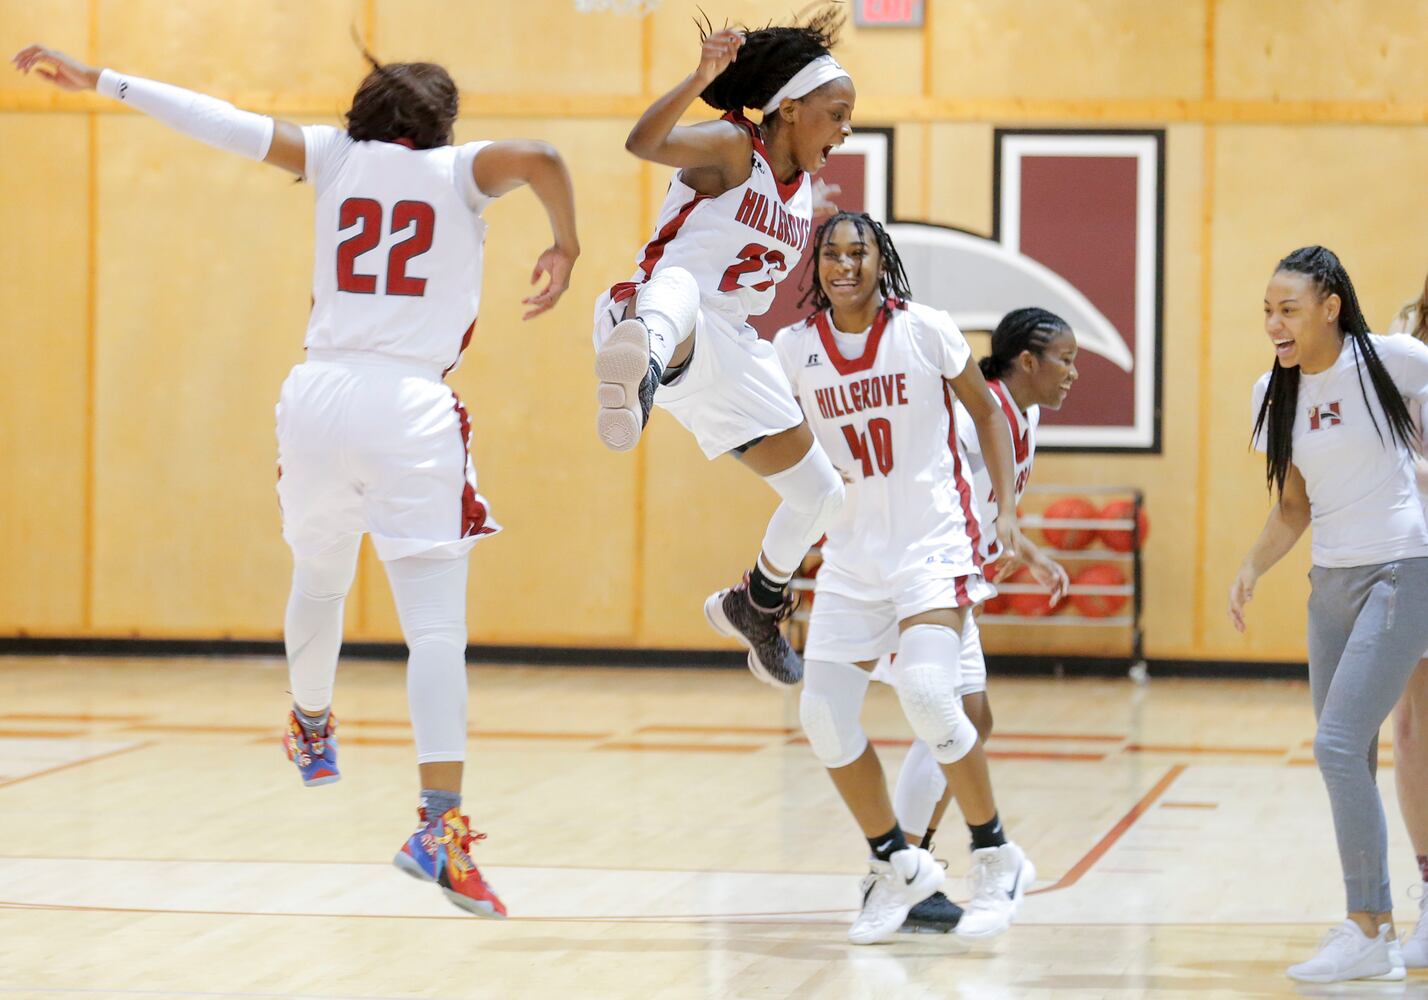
{"left": 1287, "top": 920, "right": 1405, "bottom": 983}
{"left": 849, "top": 847, "right": 944, "bottom": 945}
{"left": 595, "top": 318, "right": 659, "bottom": 452}
{"left": 704, "top": 576, "right": 802, "bottom": 687}
{"left": 955, "top": 842, "right": 1035, "bottom": 940}
{"left": 1403, "top": 883, "right": 1428, "bottom": 968}
{"left": 901, "top": 891, "right": 964, "bottom": 934}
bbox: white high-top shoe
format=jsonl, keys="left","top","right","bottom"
{"left": 848, "top": 846, "right": 943, "bottom": 945}
{"left": 955, "top": 841, "right": 1035, "bottom": 940}
{"left": 1286, "top": 920, "right": 1405, "bottom": 983}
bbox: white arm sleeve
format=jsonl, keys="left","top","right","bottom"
{"left": 98, "top": 69, "right": 274, "bottom": 161}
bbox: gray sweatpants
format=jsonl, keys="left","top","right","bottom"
{"left": 1307, "top": 557, "right": 1428, "bottom": 913}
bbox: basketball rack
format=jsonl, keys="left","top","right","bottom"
{"left": 789, "top": 484, "right": 1147, "bottom": 677}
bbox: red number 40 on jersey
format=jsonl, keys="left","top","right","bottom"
{"left": 841, "top": 418, "right": 895, "bottom": 478}
{"left": 336, "top": 197, "right": 436, "bottom": 296}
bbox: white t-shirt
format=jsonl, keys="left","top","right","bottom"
{"left": 1251, "top": 334, "right": 1428, "bottom": 568}
{"left": 303, "top": 126, "right": 496, "bottom": 375}
{"left": 774, "top": 300, "right": 981, "bottom": 589}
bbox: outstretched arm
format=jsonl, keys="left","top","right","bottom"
{"left": 949, "top": 364, "right": 1027, "bottom": 565}
{"left": 1228, "top": 464, "right": 1310, "bottom": 633}
{"left": 12, "top": 45, "right": 306, "bottom": 175}
{"left": 472, "top": 140, "right": 580, "bottom": 320}
{"left": 624, "top": 29, "right": 751, "bottom": 193}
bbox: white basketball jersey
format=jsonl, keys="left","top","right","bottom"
{"left": 775, "top": 301, "right": 982, "bottom": 582}
{"left": 955, "top": 380, "right": 1040, "bottom": 564}
{"left": 302, "top": 125, "right": 496, "bottom": 375}
{"left": 610, "top": 113, "right": 812, "bottom": 327}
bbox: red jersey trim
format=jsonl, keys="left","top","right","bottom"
{"left": 723, "top": 111, "right": 806, "bottom": 204}
{"left": 452, "top": 394, "right": 497, "bottom": 539}
{"left": 988, "top": 379, "right": 1030, "bottom": 466}
{"left": 944, "top": 380, "right": 985, "bottom": 569}
{"left": 607, "top": 191, "right": 711, "bottom": 302}
{"left": 814, "top": 299, "right": 903, "bottom": 376}
{"left": 443, "top": 319, "right": 476, "bottom": 379}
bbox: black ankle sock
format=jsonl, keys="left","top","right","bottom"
{"left": 921, "top": 827, "right": 937, "bottom": 853}
{"left": 968, "top": 813, "right": 1007, "bottom": 850}
{"left": 868, "top": 824, "right": 908, "bottom": 862}
{"left": 748, "top": 565, "right": 788, "bottom": 611}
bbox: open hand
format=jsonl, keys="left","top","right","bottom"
{"left": 12, "top": 45, "right": 98, "bottom": 91}
{"left": 522, "top": 244, "right": 576, "bottom": 320}
{"left": 1026, "top": 552, "right": 1071, "bottom": 607}
{"left": 1227, "top": 565, "right": 1257, "bottom": 634}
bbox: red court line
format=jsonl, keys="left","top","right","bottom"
{"left": 475, "top": 730, "right": 611, "bottom": 741}
{"left": 0, "top": 713, "right": 149, "bottom": 723}
{"left": 596, "top": 741, "right": 761, "bottom": 754}
{"left": 1124, "top": 743, "right": 1286, "bottom": 756}
{"left": 637, "top": 724, "right": 797, "bottom": 736}
{"left": 126, "top": 723, "right": 271, "bottom": 735}
{"left": 986, "top": 750, "right": 1106, "bottom": 762}
{"left": 990, "top": 731, "right": 1125, "bottom": 743}
{"left": 0, "top": 728, "right": 85, "bottom": 739}
{"left": 0, "top": 741, "right": 152, "bottom": 791}
{"left": 1030, "top": 763, "right": 1186, "bottom": 896}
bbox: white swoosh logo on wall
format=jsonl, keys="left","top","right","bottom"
{"left": 885, "top": 223, "right": 1134, "bottom": 373}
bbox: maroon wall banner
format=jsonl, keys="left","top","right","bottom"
{"left": 995, "top": 131, "right": 1164, "bottom": 451}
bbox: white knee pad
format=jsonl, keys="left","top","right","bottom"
{"left": 800, "top": 660, "right": 871, "bottom": 769}
{"left": 637, "top": 266, "right": 699, "bottom": 369}
{"left": 893, "top": 738, "right": 948, "bottom": 837}
{"left": 894, "top": 624, "right": 977, "bottom": 764}
{"left": 760, "top": 445, "right": 846, "bottom": 574}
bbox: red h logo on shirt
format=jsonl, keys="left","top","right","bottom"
{"left": 1308, "top": 401, "right": 1342, "bottom": 431}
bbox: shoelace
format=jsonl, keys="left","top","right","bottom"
{"left": 438, "top": 814, "right": 489, "bottom": 877}
{"left": 968, "top": 852, "right": 1004, "bottom": 902}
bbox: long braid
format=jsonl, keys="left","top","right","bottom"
{"left": 1257, "top": 246, "right": 1417, "bottom": 496}
{"left": 800, "top": 212, "right": 911, "bottom": 318}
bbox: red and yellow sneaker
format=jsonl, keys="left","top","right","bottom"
{"left": 283, "top": 710, "right": 339, "bottom": 786}
{"left": 393, "top": 807, "right": 506, "bottom": 918}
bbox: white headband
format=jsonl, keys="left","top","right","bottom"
{"left": 760, "top": 55, "right": 851, "bottom": 114}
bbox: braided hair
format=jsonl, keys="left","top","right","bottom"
{"left": 1252, "top": 245, "right": 1417, "bottom": 496}
{"left": 345, "top": 48, "right": 458, "bottom": 149}
{"left": 980, "top": 308, "right": 1071, "bottom": 381}
{"left": 697, "top": 7, "right": 842, "bottom": 114}
{"left": 800, "top": 211, "right": 911, "bottom": 318}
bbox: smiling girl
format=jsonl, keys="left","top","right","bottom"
{"left": 773, "top": 212, "right": 1029, "bottom": 944}
{"left": 1230, "top": 246, "right": 1428, "bottom": 983}
{"left": 589, "top": 10, "right": 854, "bottom": 688}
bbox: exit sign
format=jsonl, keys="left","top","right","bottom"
{"left": 854, "top": 0, "right": 924, "bottom": 27}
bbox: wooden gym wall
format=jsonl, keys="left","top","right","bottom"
{"left": 3, "top": 0, "right": 1428, "bottom": 663}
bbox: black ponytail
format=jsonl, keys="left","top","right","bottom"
{"left": 696, "top": 7, "right": 842, "bottom": 114}
{"left": 980, "top": 308, "right": 1070, "bottom": 380}
{"left": 800, "top": 212, "right": 911, "bottom": 318}
{"left": 1253, "top": 245, "right": 1417, "bottom": 496}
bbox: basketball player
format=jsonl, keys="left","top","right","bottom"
{"left": 773, "top": 212, "right": 1030, "bottom": 944}
{"left": 1387, "top": 285, "right": 1428, "bottom": 969}
{"left": 1229, "top": 247, "right": 1428, "bottom": 982}
{"left": 14, "top": 44, "right": 579, "bottom": 919}
{"left": 884, "top": 307, "right": 1077, "bottom": 934}
{"left": 590, "top": 11, "right": 853, "bottom": 687}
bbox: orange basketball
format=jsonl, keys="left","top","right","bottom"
{"left": 1098, "top": 500, "right": 1150, "bottom": 552}
{"left": 1069, "top": 563, "right": 1129, "bottom": 617}
{"left": 1003, "top": 567, "right": 1055, "bottom": 617}
{"left": 1041, "top": 497, "right": 1099, "bottom": 550}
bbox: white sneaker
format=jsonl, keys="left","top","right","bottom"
{"left": 848, "top": 847, "right": 943, "bottom": 945}
{"left": 1402, "top": 885, "right": 1428, "bottom": 968}
{"left": 1287, "top": 920, "right": 1405, "bottom": 983}
{"left": 955, "top": 842, "right": 1035, "bottom": 940}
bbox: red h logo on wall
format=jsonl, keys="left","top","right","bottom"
{"left": 1308, "top": 401, "right": 1343, "bottom": 431}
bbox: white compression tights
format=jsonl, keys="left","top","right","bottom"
{"left": 285, "top": 540, "right": 472, "bottom": 764}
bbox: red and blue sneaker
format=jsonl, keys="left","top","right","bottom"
{"left": 393, "top": 807, "right": 507, "bottom": 918}
{"left": 283, "top": 710, "right": 339, "bottom": 786}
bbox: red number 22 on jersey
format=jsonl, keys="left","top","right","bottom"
{"left": 336, "top": 197, "right": 436, "bottom": 297}
{"left": 718, "top": 242, "right": 787, "bottom": 293}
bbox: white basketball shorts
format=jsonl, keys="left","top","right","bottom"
{"left": 276, "top": 352, "right": 500, "bottom": 562}
{"left": 592, "top": 290, "right": 803, "bottom": 459}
